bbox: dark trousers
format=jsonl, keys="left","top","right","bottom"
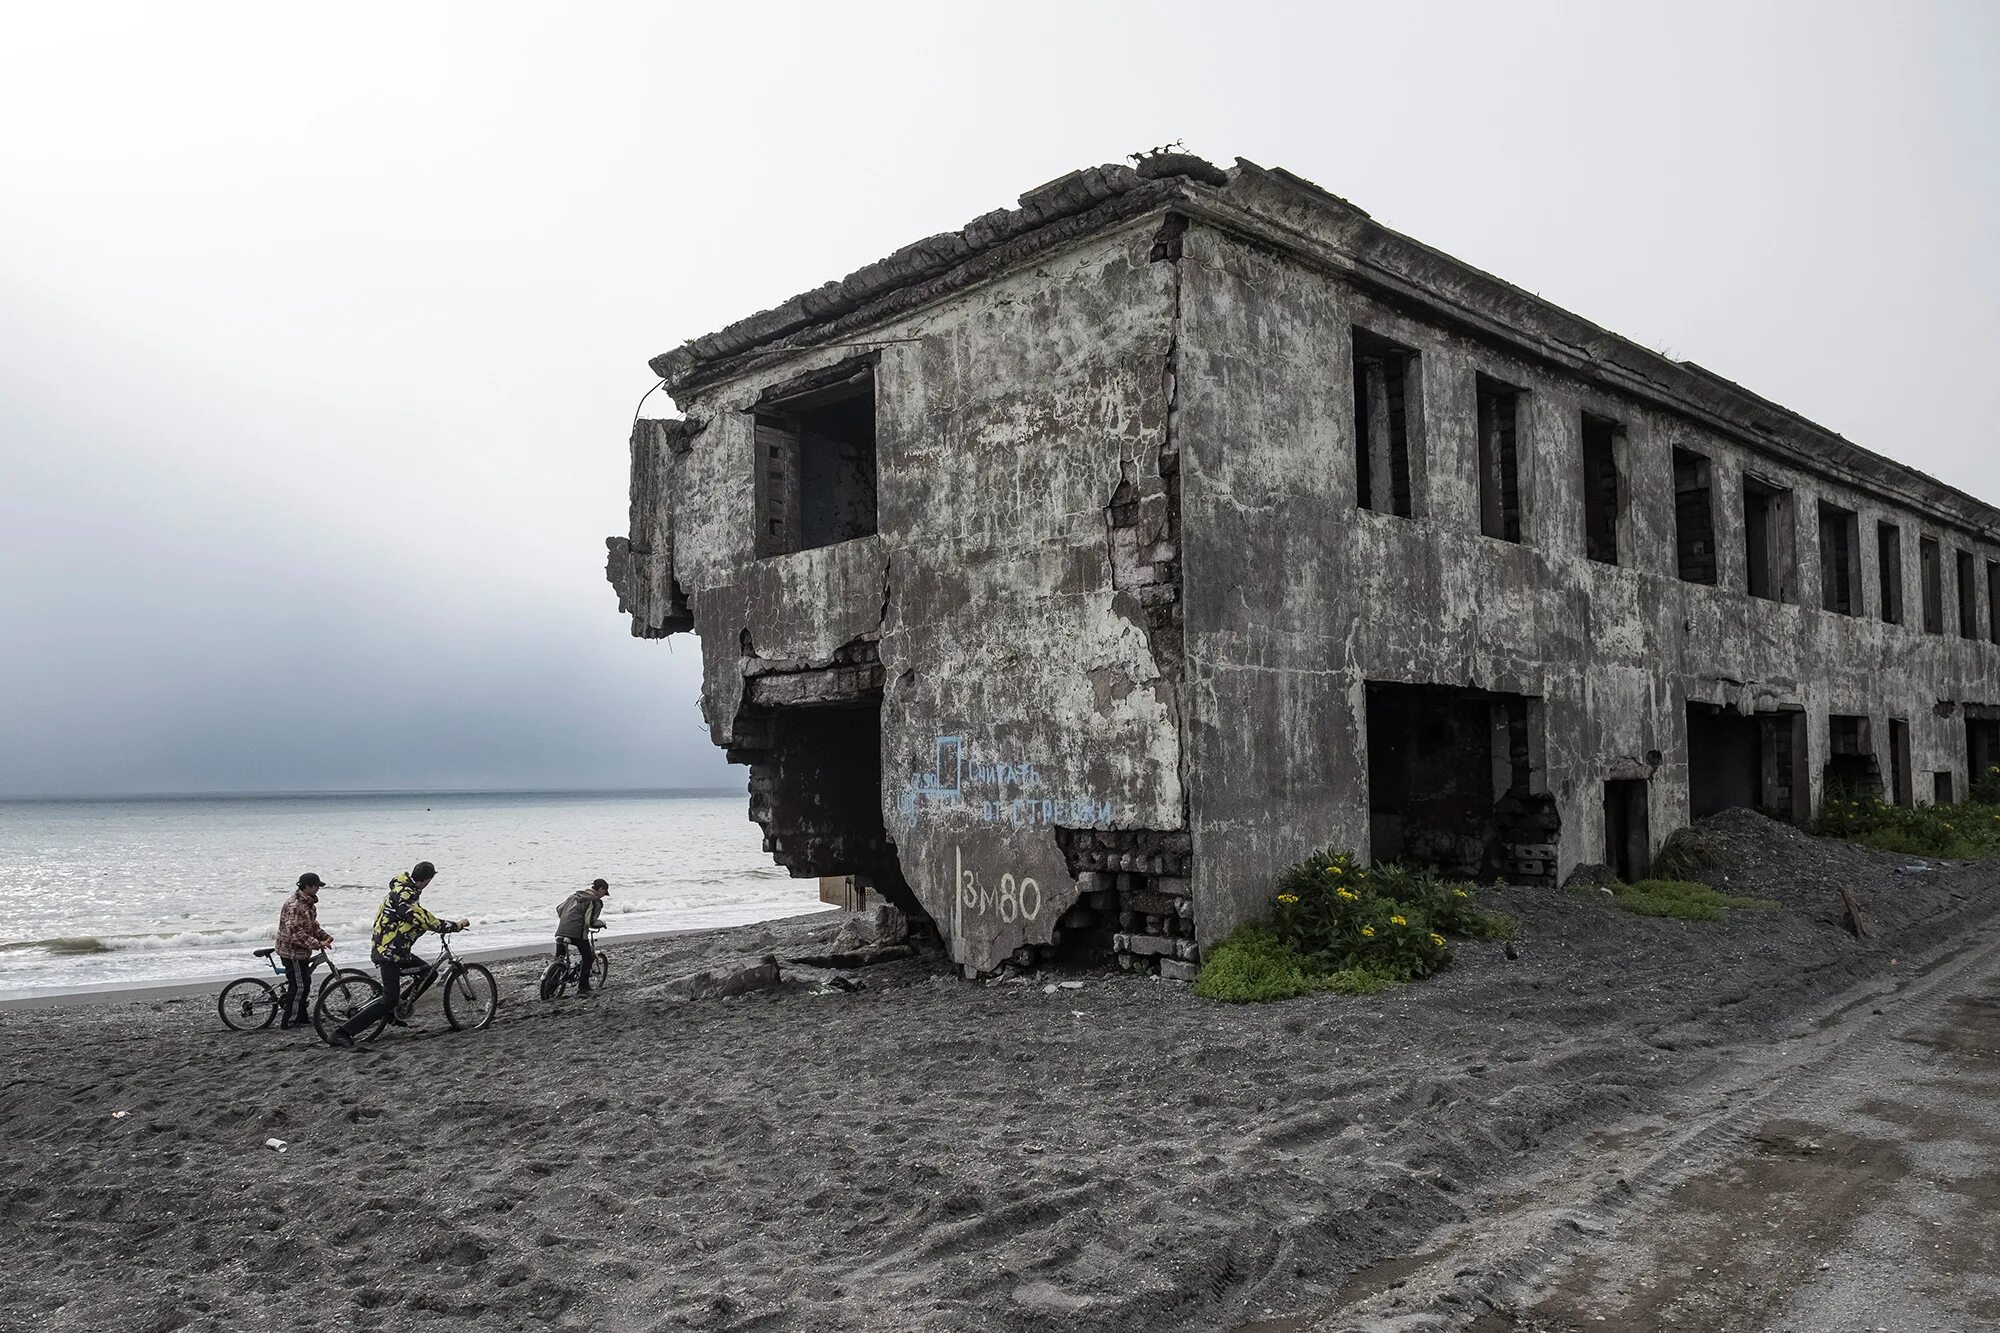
{"left": 338, "top": 956, "right": 420, "bottom": 1037}
{"left": 281, "top": 955, "right": 317, "bottom": 1025}
{"left": 561, "top": 936, "right": 595, "bottom": 992}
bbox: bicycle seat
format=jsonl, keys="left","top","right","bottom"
{"left": 253, "top": 947, "right": 276, "bottom": 959}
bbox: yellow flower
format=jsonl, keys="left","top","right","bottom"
{"left": 1390, "top": 915, "right": 1408, "bottom": 926}
{"left": 1429, "top": 933, "right": 1446, "bottom": 947}
{"left": 1276, "top": 893, "right": 1299, "bottom": 905}
{"left": 1329, "top": 865, "right": 1343, "bottom": 876}
{"left": 1336, "top": 888, "right": 1357, "bottom": 901}
{"left": 1360, "top": 925, "right": 1375, "bottom": 938}
{"left": 1452, "top": 889, "right": 1469, "bottom": 899}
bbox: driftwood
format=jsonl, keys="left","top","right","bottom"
{"left": 1839, "top": 887, "right": 1877, "bottom": 940}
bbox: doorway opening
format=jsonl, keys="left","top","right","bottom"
{"left": 1603, "top": 779, "right": 1651, "bottom": 881}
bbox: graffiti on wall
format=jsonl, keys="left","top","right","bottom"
{"left": 897, "top": 734, "right": 1119, "bottom": 827}
{"left": 952, "top": 843, "right": 1043, "bottom": 924}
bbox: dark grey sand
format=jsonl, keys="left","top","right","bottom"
{"left": 2, "top": 810, "right": 1996, "bottom": 1333}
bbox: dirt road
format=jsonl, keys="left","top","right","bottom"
{"left": 1313, "top": 928, "right": 2000, "bottom": 1332}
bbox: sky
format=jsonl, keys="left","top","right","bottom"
{"left": 0, "top": 0, "right": 1994, "bottom": 798}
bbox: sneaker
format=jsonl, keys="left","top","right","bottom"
{"left": 576, "top": 987, "right": 593, "bottom": 998}
{"left": 326, "top": 1030, "right": 356, "bottom": 1051}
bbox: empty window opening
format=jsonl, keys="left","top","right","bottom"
{"left": 753, "top": 365, "right": 878, "bottom": 557}
{"left": 1686, "top": 703, "right": 1808, "bottom": 824}
{"left": 1602, "top": 779, "right": 1650, "bottom": 881}
{"left": 1989, "top": 561, "right": 2000, "bottom": 647}
{"left": 1877, "top": 522, "right": 1904, "bottom": 625}
{"left": 1824, "top": 714, "right": 1882, "bottom": 802}
{"left": 1742, "top": 477, "right": 1795, "bottom": 603}
{"left": 1969, "top": 710, "right": 2000, "bottom": 797}
{"left": 1956, "top": 549, "right": 1979, "bottom": 640}
{"left": 1673, "top": 448, "right": 1718, "bottom": 585}
{"left": 1920, "top": 537, "right": 1944, "bottom": 633}
{"left": 1888, "top": 718, "right": 1914, "bottom": 807}
{"left": 1366, "top": 682, "right": 1557, "bottom": 885}
{"left": 1475, "top": 374, "right": 1525, "bottom": 543}
{"left": 1818, "top": 501, "right": 1860, "bottom": 615}
{"left": 1352, "top": 328, "right": 1417, "bottom": 517}
{"left": 1934, "top": 772, "right": 1955, "bottom": 806}
{"left": 1580, "top": 413, "right": 1623, "bottom": 565}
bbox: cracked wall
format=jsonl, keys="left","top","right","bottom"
{"left": 614, "top": 157, "right": 2000, "bottom": 974}
{"left": 652, "top": 222, "right": 1186, "bottom": 974}
{"left": 1175, "top": 194, "right": 2000, "bottom": 941}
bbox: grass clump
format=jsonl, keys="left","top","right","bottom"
{"left": 1194, "top": 851, "right": 1517, "bottom": 1004}
{"left": 1814, "top": 791, "right": 2000, "bottom": 860}
{"left": 1192, "top": 927, "right": 1405, "bottom": 1002}
{"left": 1577, "top": 878, "right": 1778, "bottom": 921}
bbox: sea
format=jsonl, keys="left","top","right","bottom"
{"left": 0, "top": 789, "right": 822, "bottom": 997}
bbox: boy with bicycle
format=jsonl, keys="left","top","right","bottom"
{"left": 273, "top": 872, "right": 334, "bottom": 1029}
{"left": 326, "top": 860, "right": 469, "bottom": 1049}
{"left": 555, "top": 879, "right": 609, "bottom": 996}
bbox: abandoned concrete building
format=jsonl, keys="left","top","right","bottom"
{"left": 608, "top": 152, "right": 2000, "bottom": 976}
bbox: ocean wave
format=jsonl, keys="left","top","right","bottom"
{"left": 0, "top": 888, "right": 818, "bottom": 962}
{"left": 0, "top": 936, "right": 114, "bottom": 956}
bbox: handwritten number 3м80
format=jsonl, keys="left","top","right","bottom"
{"left": 958, "top": 867, "right": 1042, "bottom": 922}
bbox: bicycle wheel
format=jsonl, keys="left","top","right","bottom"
{"left": 310, "top": 968, "right": 375, "bottom": 1022}
{"left": 315, "top": 973, "right": 388, "bottom": 1044}
{"left": 444, "top": 963, "right": 498, "bottom": 1031}
{"left": 590, "top": 951, "right": 608, "bottom": 992}
{"left": 539, "top": 959, "right": 566, "bottom": 1001}
{"left": 217, "top": 978, "right": 279, "bottom": 1031}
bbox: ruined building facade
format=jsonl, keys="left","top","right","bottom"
{"left": 609, "top": 154, "right": 2000, "bottom": 976}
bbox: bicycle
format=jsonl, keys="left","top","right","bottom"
{"left": 539, "top": 928, "right": 608, "bottom": 1000}
{"left": 312, "top": 927, "right": 498, "bottom": 1043}
{"left": 216, "top": 947, "right": 370, "bottom": 1032}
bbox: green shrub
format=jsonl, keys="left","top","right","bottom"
{"left": 1970, "top": 764, "right": 2000, "bottom": 806}
{"left": 1574, "top": 878, "right": 1778, "bottom": 921}
{"left": 1814, "top": 793, "right": 2000, "bottom": 859}
{"left": 1196, "top": 852, "right": 1518, "bottom": 1003}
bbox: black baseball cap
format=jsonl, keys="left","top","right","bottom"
{"left": 297, "top": 873, "right": 325, "bottom": 888}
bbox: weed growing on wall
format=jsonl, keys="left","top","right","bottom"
{"left": 1194, "top": 851, "right": 1517, "bottom": 1004}
{"left": 1814, "top": 793, "right": 2000, "bottom": 859}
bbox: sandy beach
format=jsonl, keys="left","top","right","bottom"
{"left": 3, "top": 810, "right": 1997, "bottom": 1333}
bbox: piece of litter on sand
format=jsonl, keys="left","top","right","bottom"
{"left": 110, "top": 1110, "right": 129, "bottom": 1120}
{"left": 1058, "top": 981, "right": 1085, "bottom": 990}
{"left": 1042, "top": 983, "right": 1058, "bottom": 994}
{"left": 264, "top": 1138, "right": 288, "bottom": 1153}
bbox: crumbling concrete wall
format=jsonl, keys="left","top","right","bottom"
{"left": 658, "top": 223, "right": 1185, "bottom": 974}
{"left": 1175, "top": 180, "right": 2000, "bottom": 942}
{"left": 617, "top": 155, "right": 2000, "bottom": 974}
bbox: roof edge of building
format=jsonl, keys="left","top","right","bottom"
{"left": 651, "top": 153, "right": 1999, "bottom": 535}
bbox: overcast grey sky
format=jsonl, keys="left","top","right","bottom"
{"left": 2, "top": 1, "right": 1994, "bottom": 798}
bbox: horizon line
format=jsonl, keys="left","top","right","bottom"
{"left": 0, "top": 784, "right": 749, "bottom": 804}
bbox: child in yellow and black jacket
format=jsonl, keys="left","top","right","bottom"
{"left": 325, "top": 860, "right": 468, "bottom": 1048}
